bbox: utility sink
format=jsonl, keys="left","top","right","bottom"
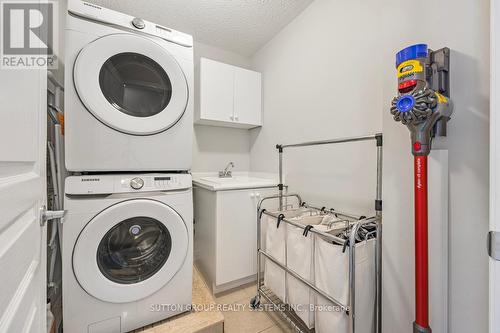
{"left": 193, "top": 175, "right": 277, "bottom": 191}
{"left": 199, "top": 176, "right": 267, "bottom": 183}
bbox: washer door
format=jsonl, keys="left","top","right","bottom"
{"left": 74, "top": 34, "right": 188, "bottom": 135}
{"left": 73, "top": 199, "right": 189, "bottom": 303}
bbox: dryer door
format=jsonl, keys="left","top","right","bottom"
{"left": 73, "top": 199, "right": 189, "bottom": 303}
{"left": 73, "top": 33, "right": 189, "bottom": 135}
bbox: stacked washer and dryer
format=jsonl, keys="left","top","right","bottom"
{"left": 62, "top": 1, "right": 194, "bottom": 332}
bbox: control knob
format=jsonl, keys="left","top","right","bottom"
{"left": 131, "top": 17, "right": 145, "bottom": 29}
{"left": 130, "top": 177, "right": 144, "bottom": 190}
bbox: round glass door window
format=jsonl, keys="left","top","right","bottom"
{"left": 97, "top": 216, "right": 172, "bottom": 284}
{"left": 99, "top": 52, "right": 173, "bottom": 118}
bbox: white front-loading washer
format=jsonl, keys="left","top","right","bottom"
{"left": 63, "top": 173, "right": 193, "bottom": 333}
{"left": 64, "top": 0, "right": 193, "bottom": 172}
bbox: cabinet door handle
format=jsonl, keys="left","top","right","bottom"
{"left": 229, "top": 115, "right": 234, "bottom": 121}
{"left": 250, "top": 192, "right": 255, "bottom": 198}
{"left": 234, "top": 115, "right": 239, "bottom": 121}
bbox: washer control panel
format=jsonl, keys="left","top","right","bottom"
{"left": 120, "top": 175, "right": 183, "bottom": 191}
{"left": 118, "top": 175, "right": 188, "bottom": 192}
{"left": 65, "top": 174, "right": 192, "bottom": 195}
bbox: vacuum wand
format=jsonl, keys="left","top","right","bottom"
{"left": 390, "top": 44, "right": 453, "bottom": 333}
{"left": 414, "top": 155, "right": 429, "bottom": 329}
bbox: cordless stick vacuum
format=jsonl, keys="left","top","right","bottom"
{"left": 390, "top": 44, "right": 453, "bottom": 333}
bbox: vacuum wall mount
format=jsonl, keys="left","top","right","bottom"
{"left": 390, "top": 44, "right": 453, "bottom": 333}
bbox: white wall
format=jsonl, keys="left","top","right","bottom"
{"left": 251, "top": 0, "right": 382, "bottom": 215}
{"left": 250, "top": 0, "right": 490, "bottom": 332}
{"left": 192, "top": 41, "right": 253, "bottom": 172}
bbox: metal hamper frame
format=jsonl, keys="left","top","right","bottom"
{"left": 250, "top": 133, "right": 383, "bottom": 333}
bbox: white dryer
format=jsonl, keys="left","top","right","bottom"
{"left": 63, "top": 173, "right": 193, "bottom": 333}
{"left": 64, "top": 1, "right": 193, "bottom": 172}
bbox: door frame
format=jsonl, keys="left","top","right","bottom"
{"left": 490, "top": 0, "right": 500, "bottom": 331}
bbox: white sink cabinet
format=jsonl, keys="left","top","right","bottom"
{"left": 194, "top": 185, "right": 277, "bottom": 293}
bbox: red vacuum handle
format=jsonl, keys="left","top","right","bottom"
{"left": 414, "top": 155, "right": 430, "bottom": 330}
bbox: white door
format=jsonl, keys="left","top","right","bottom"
{"left": 0, "top": 44, "right": 47, "bottom": 332}
{"left": 492, "top": 0, "right": 500, "bottom": 331}
{"left": 72, "top": 199, "right": 189, "bottom": 303}
{"left": 234, "top": 67, "right": 262, "bottom": 126}
{"left": 199, "top": 57, "right": 235, "bottom": 122}
{"left": 74, "top": 34, "right": 188, "bottom": 135}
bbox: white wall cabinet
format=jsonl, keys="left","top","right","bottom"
{"left": 196, "top": 58, "right": 262, "bottom": 129}
{"left": 194, "top": 187, "right": 277, "bottom": 293}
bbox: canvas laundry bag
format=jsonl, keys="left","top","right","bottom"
{"left": 263, "top": 208, "right": 318, "bottom": 301}
{"left": 314, "top": 230, "right": 376, "bottom": 333}
{"left": 285, "top": 215, "right": 338, "bottom": 329}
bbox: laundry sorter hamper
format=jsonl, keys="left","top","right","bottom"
{"left": 251, "top": 133, "right": 383, "bottom": 333}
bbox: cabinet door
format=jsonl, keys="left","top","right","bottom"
{"left": 200, "top": 58, "right": 234, "bottom": 122}
{"left": 216, "top": 188, "right": 277, "bottom": 285}
{"left": 234, "top": 67, "right": 262, "bottom": 126}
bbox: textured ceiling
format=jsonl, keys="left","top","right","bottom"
{"left": 86, "top": 0, "right": 314, "bottom": 56}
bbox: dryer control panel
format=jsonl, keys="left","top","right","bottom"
{"left": 68, "top": 1, "right": 193, "bottom": 47}
{"left": 65, "top": 174, "right": 192, "bottom": 195}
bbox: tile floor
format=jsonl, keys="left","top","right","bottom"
{"left": 138, "top": 267, "right": 224, "bottom": 333}
{"left": 214, "top": 283, "right": 294, "bottom": 333}
{"left": 136, "top": 268, "right": 296, "bottom": 333}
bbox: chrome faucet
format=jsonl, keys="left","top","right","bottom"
{"left": 219, "top": 162, "right": 235, "bottom": 178}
